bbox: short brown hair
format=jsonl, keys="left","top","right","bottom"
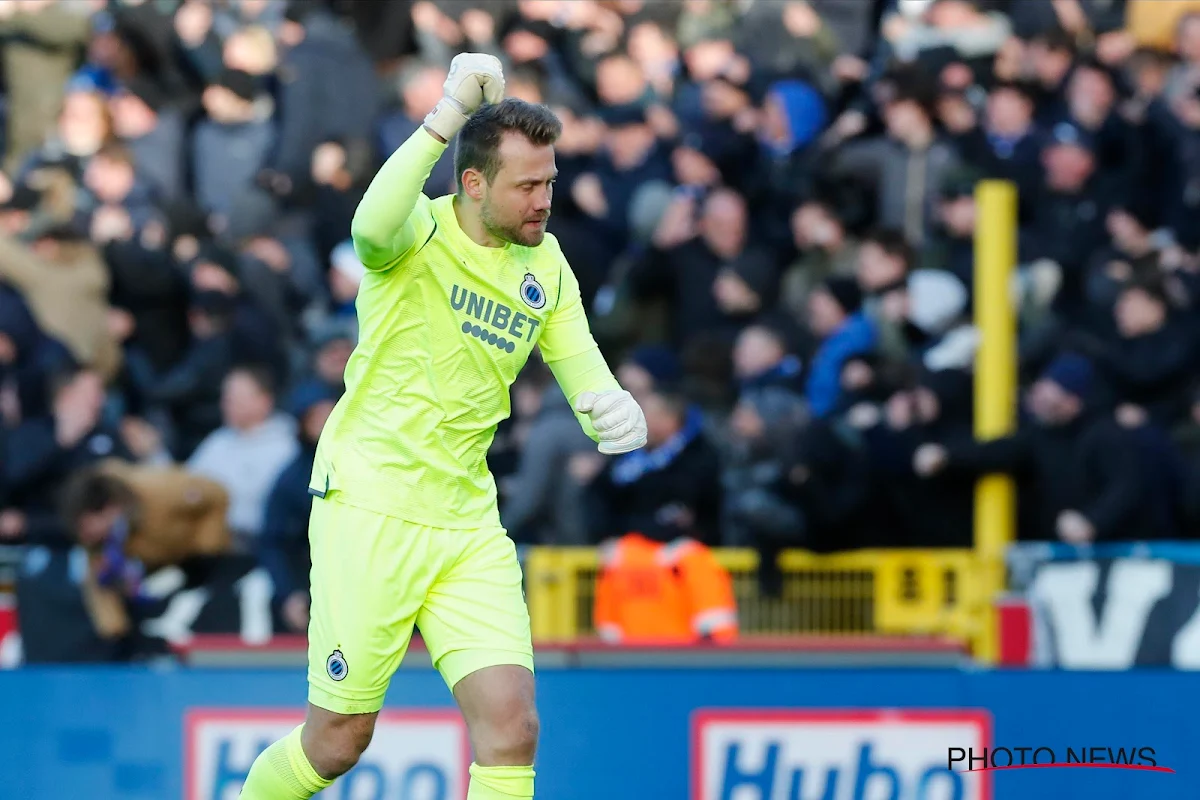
{"left": 60, "top": 468, "right": 136, "bottom": 528}
{"left": 454, "top": 98, "right": 562, "bottom": 192}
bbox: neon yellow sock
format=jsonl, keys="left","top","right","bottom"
{"left": 466, "top": 763, "right": 535, "bottom": 799}
{"left": 240, "top": 725, "right": 334, "bottom": 799}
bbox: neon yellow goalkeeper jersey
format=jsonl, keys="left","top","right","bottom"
{"left": 309, "top": 129, "right": 618, "bottom": 529}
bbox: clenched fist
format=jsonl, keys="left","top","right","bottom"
{"left": 575, "top": 389, "right": 647, "bottom": 455}
{"left": 424, "top": 52, "right": 505, "bottom": 142}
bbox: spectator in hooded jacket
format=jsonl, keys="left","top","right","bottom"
{"left": 805, "top": 277, "right": 878, "bottom": 418}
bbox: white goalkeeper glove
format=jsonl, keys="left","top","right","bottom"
{"left": 423, "top": 52, "right": 505, "bottom": 142}
{"left": 575, "top": 390, "right": 648, "bottom": 455}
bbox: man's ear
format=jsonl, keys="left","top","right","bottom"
{"left": 461, "top": 168, "right": 485, "bottom": 201}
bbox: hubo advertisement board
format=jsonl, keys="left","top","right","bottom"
{"left": 691, "top": 709, "right": 992, "bottom": 800}
{"left": 184, "top": 709, "right": 469, "bottom": 800}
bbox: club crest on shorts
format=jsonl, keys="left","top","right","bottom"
{"left": 520, "top": 273, "right": 546, "bottom": 310}
{"left": 326, "top": 649, "right": 348, "bottom": 681}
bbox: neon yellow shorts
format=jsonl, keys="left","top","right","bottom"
{"left": 306, "top": 491, "right": 534, "bottom": 716}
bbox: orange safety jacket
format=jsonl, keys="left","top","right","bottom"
{"left": 593, "top": 533, "right": 738, "bottom": 644}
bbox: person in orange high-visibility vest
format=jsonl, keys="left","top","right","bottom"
{"left": 594, "top": 533, "right": 738, "bottom": 644}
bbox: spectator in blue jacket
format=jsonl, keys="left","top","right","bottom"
{"left": 805, "top": 277, "right": 879, "bottom": 418}
{"left": 257, "top": 379, "right": 338, "bottom": 633}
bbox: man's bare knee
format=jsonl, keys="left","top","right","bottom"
{"left": 475, "top": 705, "right": 539, "bottom": 765}
{"left": 454, "top": 665, "right": 539, "bottom": 765}
{"left": 301, "top": 705, "right": 377, "bottom": 780}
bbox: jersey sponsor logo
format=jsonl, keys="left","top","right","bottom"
{"left": 450, "top": 284, "right": 541, "bottom": 346}
{"left": 520, "top": 273, "right": 547, "bottom": 309}
{"left": 184, "top": 709, "right": 470, "bottom": 799}
{"left": 691, "top": 709, "right": 992, "bottom": 800}
{"left": 326, "top": 649, "right": 348, "bottom": 681}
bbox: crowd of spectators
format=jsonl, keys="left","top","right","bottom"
{"left": 3, "top": 0, "right": 1200, "bottom": 648}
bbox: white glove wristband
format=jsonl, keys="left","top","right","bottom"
{"left": 423, "top": 96, "right": 471, "bottom": 142}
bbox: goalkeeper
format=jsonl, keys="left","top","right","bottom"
{"left": 239, "top": 54, "right": 647, "bottom": 800}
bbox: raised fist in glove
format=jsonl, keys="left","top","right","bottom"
{"left": 575, "top": 390, "right": 648, "bottom": 455}
{"left": 424, "top": 52, "right": 505, "bottom": 142}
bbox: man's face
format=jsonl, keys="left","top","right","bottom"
{"left": 1027, "top": 379, "right": 1079, "bottom": 425}
{"left": 732, "top": 326, "right": 783, "bottom": 379}
{"left": 986, "top": 88, "right": 1032, "bottom": 135}
{"left": 700, "top": 190, "right": 746, "bottom": 255}
{"left": 1043, "top": 143, "right": 1095, "bottom": 191}
{"left": 59, "top": 91, "right": 108, "bottom": 156}
{"left": 84, "top": 155, "right": 135, "bottom": 204}
{"left": 807, "top": 288, "right": 847, "bottom": 338}
{"left": 479, "top": 132, "right": 556, "bottom": 247}
{"left": 883, "top": 98, "right": 928, "bottom": 139}
{"left": 1068, "top": 66, "right": 1115, "bottom": 121}
{"left": 616, "top": 362, "right": 655, "bottom": 403}
{"left": 857, "top": 243, "right": 905, "bottom": 293}
{"left": 221, "top": 371, "right": 272, "bottom": 431}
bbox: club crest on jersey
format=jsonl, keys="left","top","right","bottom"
{"left": 326, "top": 649, "right": 348, "bottom": 681}
{"left": 520, "top": 273, "right": 546, "bottom": 309}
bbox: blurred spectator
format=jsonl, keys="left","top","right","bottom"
{"left": 260, "top": 1, "right": 378, "bottom": 202}
{"left": 1025, "top": 120, "right": 1120, "bottom": 319}
{"left": 1070, "top": 277, "right": 1198, "bottom": 428}
{"left": 914, "top": 353, "right": 1179, "bottom": 543}
{"left": 630, "top": 186, "right": 779, "bottom": 348}
{"left": 15, "top": 87, "right": 111, "bottom": 186}
{"left": 0, "top": 0, "right": 92, "bottom": 172}
{"left": 61, "top": 458, "right": 231, "bottom": 640}
{"left": 4, "top": 367, "right": 132, "bottom": 545}
{"left": 0, "top": 168, "right": 120, "bottom": 381}
{"left": 108, "top": 77, "right": 186, "bottom": 203}
{"left": 185, "top": 364, "right": 298, "bottom": 545}
{"left": 126, "top": 287, "right": 236, "bottom": 459}
{"left": 259, "top": 379, "right": 338, "bottom": 634}
{"left": 828, "top": 76, "right": 961, "bottom": 246}
{"left": 952, "top": 81, "right": 1042, "bottom": 207}
{"left": 780, "top": 198, "right": 861, "bottom": 320}
{"left": 377, "top": 61, "right": 455, "bottom": 196}
{"left": 500, "top": 360, "right": 597, "bottom": 545}
{"left": 721, "top": 323, "right": 807, "bottom": 548}
{"left": 805, "top": 277, "right": 878, "bottom": 418}
{"left": 191, "top": 68, "right": 274, "bottom": 228}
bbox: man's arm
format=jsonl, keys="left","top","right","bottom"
{"left": 540, "top": 253, "right": 647, "bottom": 454}
{"left": 352, "top": 52, "right": 505, "bottom": 271}
{"left": 349, "top": 130, "right": 443, "bottom": 270}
